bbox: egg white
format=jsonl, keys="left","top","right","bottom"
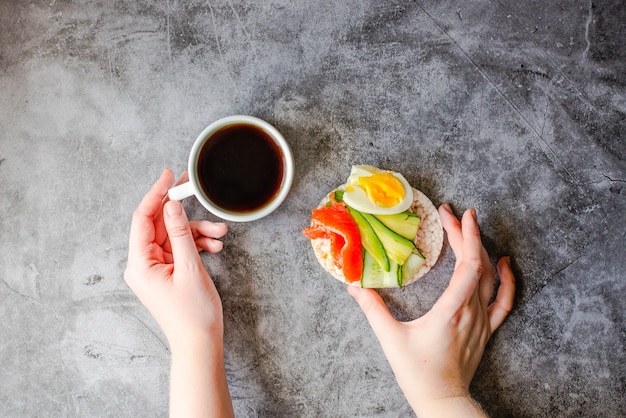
{"left": 342, "top": 165, "right": 413, "bottom": 214}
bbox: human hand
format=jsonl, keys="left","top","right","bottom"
{"left": 124, "top": 169, "right": 228, "bottom": 352}
{"left": 125, "top": 169, "right": 234, "bottom": 417}
{"left": 347, "top": 204, "right": 515, "bottom": 417}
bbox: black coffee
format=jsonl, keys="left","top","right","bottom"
{"left": 197, "top": 123, "right": 284, "bottom": 213}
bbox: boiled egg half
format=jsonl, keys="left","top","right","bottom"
{"left": 342, "top": 165, "right": 413, "bottom": 215}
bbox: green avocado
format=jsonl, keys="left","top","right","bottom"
{"left": 374, "top": 211, "right": 421, "bottom": 241}
{"left": 347, "top": 206, "right": 390, "bottom": 272}
{"left": 360, "top": 212, "right": 415, "bottom": 265}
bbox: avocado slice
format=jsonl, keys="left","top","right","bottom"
{"left": 360, "top": 212, "right": 415, "bottom": 265}
{"left": 374, "top": 211, "right": 421, "bottom": 241}
{"left": 347, "top": 206, "right": 390, "bottom": 272}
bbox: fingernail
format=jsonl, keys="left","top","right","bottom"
{"left": 441, "top": 203, "right": 452, "bottom": 212}
{"left": 470, "top": 208, "right": 477, "bottom": 220}
{"left": 504, "top": 256, "right": 511, "bottom": 266}
{"left": 166, "top": 201, "right": 183, "bottom": 216}
{"left": 346, "top": 284, "right": 359, "bottom": 297}
{"left": 210, "top": 240, "right": 224, "bottom": 253}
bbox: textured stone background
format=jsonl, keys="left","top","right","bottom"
{"left": 0, "top": 1, "right": 624, "bottom": 417}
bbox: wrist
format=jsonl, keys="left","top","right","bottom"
{"left": 169, "top": 329, "right": 224, "bottom": 359}
{"left": 168, "top": 330, "right": 233, "bottom": 418}
{"left": 411, "top": 394, "right": 487, "bottom": 418}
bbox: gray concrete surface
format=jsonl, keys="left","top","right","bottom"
{"left": 1, "top": 1, "right": 624, "bottom": 416}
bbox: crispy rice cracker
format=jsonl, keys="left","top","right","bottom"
{"left": 309, "top": 186, "right": 443, "bottom": 287}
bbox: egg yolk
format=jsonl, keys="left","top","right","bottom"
{"left": 358, "top": 173, "right": 405, "bottom": 208}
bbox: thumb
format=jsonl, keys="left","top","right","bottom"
{"left": 347, "top": 286, "right": 398, "bottom": 336}
{"left": 164, "top": 201, "right": 200, "bottom": 265}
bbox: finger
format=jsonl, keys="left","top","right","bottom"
{"left": 195, "top": 237, "right": 225, "bottom": 253}
{"left": 177, "top": 171, "right": 189, "bottom": 184}
{"left": 439, "top": 204, "right": 463, "bottom": 258}
{"left": 129, "top": 169, "right": 175, "bottom": 257}
{"left": 163, "top": 221, "right": 228, "bottom": 254}
{"left": 437, "top": 209, "right": 484, "bottom": 306}
{"left": 465, "top": 210, "right": 494, "bottom": 307}
{"left": 155, "top": 171, "right": 189, "bottom": 246}
{"left": 488, "top": 256, "right": 516, "bottom": 331}
{"left": 347, "top": 286, "right": 399, "bottom": 337}
{"left": 459, "top": 209, "right": 483, "bottom": 266}
{"left": 154, "top": 205, "right": 167, "bottom": 247}
{"left": 478, "top": 250, "right": 495, "bottom": 308}
{"left": 190, "top": 220, "right": 228, "bottom": 239}
{"left": 163, "top": 200, "right": 202, "bottom": 267}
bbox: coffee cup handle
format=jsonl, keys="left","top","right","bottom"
{"left": 168, "top": 181, "right": 195, "bottom": 201}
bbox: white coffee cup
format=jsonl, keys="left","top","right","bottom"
{"left": 168, "top": 115, "right": 294, "bottom": 222}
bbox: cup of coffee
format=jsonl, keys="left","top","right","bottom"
{"left": 168, "top": 115, "right": 294, "bottom": 222}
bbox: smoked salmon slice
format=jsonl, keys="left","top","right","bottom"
{"left": 303, "top": 202, "right": 363, "bottom": 282}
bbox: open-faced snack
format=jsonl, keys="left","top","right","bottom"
{"left": 303, "top": 165, "right": 443, "bottom": 288}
